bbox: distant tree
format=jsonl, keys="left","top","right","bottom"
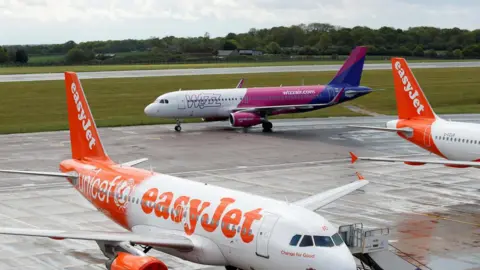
{"left": 225, "top": 32, "right": 237, "bottom": 40}
{"left": 266, "top": 42, "right": 281, "bottom": 54}
{"left": 453, "top": 49, "right": 464, "bottom": 59}
{"left": 223, "top": 39, "right": 238, "bottom": 50}
{"left": 397, "top": 46, "right": 412, "bottom": 56}
{"left": 315, "top": 33, "right": 332, "bottom": 52}
{"left": 7, "top": 48, "right": 16, "bottom": 62}
{"left": 0, "top": 47, "right": 7, "bottom": 63}
{"left": 412, "top": 45, "right": 424, "bottom": 57}
{"left": 424, "top": 49, "right": 437, "bottom": 58}
{"left": 445, "top": 50, "right": 454, "bottom": 58}
{"left": 463, "top": 44, "right": 480, "bottom": 57}
{"left": 65, "top": 48, "right": 87, "bottom": 64}
{"left": 63, "top": 40, "right": 77, "bottom": 53}
{"left": 151, "top": 46, "right": 162, "bottom": 55}
{"left": 15, "top": 49, "right": 28, "bottom": 63}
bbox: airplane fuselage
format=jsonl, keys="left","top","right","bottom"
{"left": 389, "top": 118, "right": 480, "bottom": 163}
{"left": 59, "top": 159, "right": 356, "bottom": 270}
{"left": 144, "top": 85, "right": 371, "bottom": 119}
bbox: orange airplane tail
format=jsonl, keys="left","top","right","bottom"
{"left": 391, "top": 58, "right": 436, "bottom": 120}
{"left": 64, "top": 72, "right": 112, "bottom": 162}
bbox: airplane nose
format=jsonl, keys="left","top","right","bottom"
{"left": 144, "top": 103, "right": 156, "bottom": 116}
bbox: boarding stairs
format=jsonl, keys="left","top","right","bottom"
{"left": 338, "top": 223, "right": 432, "bottom": 270}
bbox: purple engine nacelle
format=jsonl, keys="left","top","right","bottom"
{"left": 229, "top": 112, "right": 263, "bottom": 127}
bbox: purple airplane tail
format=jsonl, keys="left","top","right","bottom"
{"left": 328, "top": 46, "right": 368, "bottom": 87}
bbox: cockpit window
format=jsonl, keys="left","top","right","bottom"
{"left": 165, "top": 99, "right": 169, "bottom": 104}
{"left": 159, "top": 99, "right": 164, "bottom": 103}
{"left": 158, "top": 99, "right": 169, "bottom": 104}
{"left": 332, "top": 233, "right": 345, "bottom": 246}
{"left": 289, "top": 234, "right": 301, "bottom": 246}
{"left": 299, "top": 235, "right": 314, "bottom": 247}
{"left": 313, "top": 236, "right": 334, "bottom": 247}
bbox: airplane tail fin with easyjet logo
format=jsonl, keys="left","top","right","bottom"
{"left": 391, "top": 58, "right": 436, "bottom": 120}
{"left": 64, "top": 72, "right": 111, "bottom": 162}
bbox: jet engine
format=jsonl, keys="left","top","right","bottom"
{"left": 107, "top": 252, "right": 168, "bottom": 270}
{"left": 229, "top": 112, "right": 263, "bottom": 127}
{"left": 202, "top": 117, "right": 229, "bottom": 122}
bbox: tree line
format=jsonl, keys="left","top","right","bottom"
{"left": 1, "top": 23, "right": 480, "bottom": 66}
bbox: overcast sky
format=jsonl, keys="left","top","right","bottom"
{"left": 1, "top": 0, "right": 479, "bottom": 45}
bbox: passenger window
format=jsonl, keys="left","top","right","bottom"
{"left": 313, "top": 236, "right": 334, "bottom": 247}
{"left": 299, "top": 235, "right": 314, "bottom": 247}
{"left": 289, "top": 234, "right": 302, "bottom": 246}
{"left": 331, "top": 233, "right": 345, "bottom": 246}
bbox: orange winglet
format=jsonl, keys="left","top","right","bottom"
{"left": 355, "top": 172, "right": 365, "bottom": 180}
{"left": 349, "top": 152, "right": 358, "bottom": 164}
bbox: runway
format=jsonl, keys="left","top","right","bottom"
{"left": 0, "top": 116, "right": 479, "bottom": 270}
{"left": 1, "top": 61, "right": 480, "bottom": 82}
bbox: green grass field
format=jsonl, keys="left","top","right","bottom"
{"left": 1, "top": 67, "right": 480, "bottom": 134}
{"left": 2, "top": 58, "right": 479, "bottom": 75}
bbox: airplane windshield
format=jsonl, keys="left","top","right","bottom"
{"left": 331, "top": 233, "right": 345, "bottom": 246}
{"left": 158, "top": 99, "right": 169, "bottom": 104}
{"left": 289, "top": 234, "right": 302, "bottom": 246}
{"left": 299, "top": 235, "right": 314, "bottom": 247}
{"left": 313, "top": 235, "right": 334, "bottom": 247}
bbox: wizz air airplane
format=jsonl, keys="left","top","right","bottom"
{"left": 144, "top": 46, "right": 372, "bottom": 132}
{"left": 0, "top": 72, "right": 368, "bottom": 270}
{"left": 349, "top": 57, "right": 480, "bottom": 168}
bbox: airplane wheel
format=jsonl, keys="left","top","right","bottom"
{"left": 262, "top": 121, "right": 273, "bottom": 132}
{"left": 175, "top": 125, "right": 182, "bottom": 132}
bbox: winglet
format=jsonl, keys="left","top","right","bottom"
{"left": 236, "top": 78, "right": 245, "bottom": 88}
{"left": 349, "top": 152, "right": 358, "bottom": 164}
{"left": 355, "top": 172, "right": 365, "bottom": 180}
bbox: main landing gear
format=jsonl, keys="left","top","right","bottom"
{"left": 262, "top": 121, "right": 273, "bottom": 132}
{"left": 174, "top": 119, "right": 182, "bottom": 132}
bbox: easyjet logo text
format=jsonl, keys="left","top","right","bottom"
{"left": 71, "top": 82, "right": 96, "bottom": 149}
{"left": 141, "top": 188, "right": 263, "bottom": 243}
{"left": 394, "top": 61, "right": 425, "bottom": 115}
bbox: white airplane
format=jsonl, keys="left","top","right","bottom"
{"left": 144, "top": 46, "right": 372, "bottom": 132}
{"left": 0, "top": 72, "right": 368, "bottom": 270}
{"left": 349, "top": 57, "right": 480, "bottom": 168}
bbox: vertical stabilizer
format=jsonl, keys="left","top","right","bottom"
{"left": 64, "top": 72, "right": 111, "bottom": 162}
{"left": 391, "top": 58, "right": 436, "bottom": 119}
{"left": 328, "top": 46, "right": 367, "bottom": 86}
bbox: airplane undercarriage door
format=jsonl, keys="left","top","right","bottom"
{"left": 255, "top": 212, "right": 279, "bottom": 259}
{"left": 424, "top": 126, "right": 432, "bottom": 147}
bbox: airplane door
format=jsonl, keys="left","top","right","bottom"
{"left": 424, "top": 126, "right": 432, "bottom": 147}
{"left": 255, "top": 212, "right": 279, "bottom": 259}
{"left": 177, "top": 94, "right": 186, "bottom": 110}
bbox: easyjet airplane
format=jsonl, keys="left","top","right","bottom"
{"left": 349, "top": 57, "right": 480, "bottom": 168}
{"left": 0, "top": 72, "right": 368, "bottom": 269}
{"left": 144, "top": 46, "right": 372, "bottom": 132}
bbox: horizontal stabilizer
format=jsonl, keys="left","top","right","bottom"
{"left": 348, "top": 125, "right": 413, "bottom": 134}
{"left": 294, "top": 172, "right": 368, "bottom": 211}
{"left": 0, "top": 169, "right": 78, "bottom": 178}
{"left": 118, "top": 158, "right": 149, "bottom": 167}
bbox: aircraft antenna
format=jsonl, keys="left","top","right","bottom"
{"left": 178, "top": 88, "right": 182, "bottom": 91}
{"left": 301, "top": 78, "right": 304, "bottom": 86}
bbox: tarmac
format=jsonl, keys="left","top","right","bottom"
{"left": 0, "top": 116, "right": 479, "bottom": 270}
{"left": 1, "top": 61, "right": 480, "bottom": 82}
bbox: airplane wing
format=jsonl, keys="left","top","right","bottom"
{"left": 0, "top": 169, "right": 78, "bottom": 178}
{"left": 349, "top": 152, "right": 480, "bottom": 168}
{"left": 232, "top": 88, "right": 345, "bottom": 114}
{"left": 348, "top": 125, "right": 413, "bottom": 135}
{"left": 294, "top": 172, "right": 369, "bottom": 211}
{"left": 0, "top": 227, "right": 194, "bottom": 250}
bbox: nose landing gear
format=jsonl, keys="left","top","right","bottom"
{"left": 174, "top": 119, "right": 182, "bottom": 132}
